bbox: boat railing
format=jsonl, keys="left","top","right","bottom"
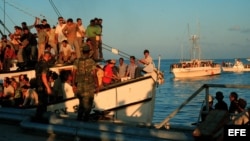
{"left": 155, "top": 83, "right": 250, "bottom": 129}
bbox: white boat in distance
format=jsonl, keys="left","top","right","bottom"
{"left": 170, "top": 26, "right": 221, "bottom": 78}
{"left": 222, "top": 59, "right": 250, "bottom": 72}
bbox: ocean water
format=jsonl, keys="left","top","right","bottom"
{"left": 152, "top": 58, "right": 250, "bottom": 127}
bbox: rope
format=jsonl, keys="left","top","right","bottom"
{"left": 0, "top": 5, "right": 16, "bottom": 26}
{"left": 0, "top": 29, "right": 4, "bottom": 36}
{"left": 49, "top": 0, "right": 62, "bottom": 17}
{"left": 0, "top": 20, "right": 11, "bottom": 34}
{"left": 4, "top": 0, "right": 57, "bottom": 26}
{"left": 102, "top": 43, "right": 132, "bottom": 59}
{"left": 5, "top": 1, "right": 36, "bottom": 18}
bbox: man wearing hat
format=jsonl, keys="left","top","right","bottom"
{"left": 102, "top": 59, "right": 119, "bottom": 86}
{"left": 72, "top": 45, "right": 98, "bottom": 121}
{"left": 214, "top": 91, "right": 228, "bottom": 111}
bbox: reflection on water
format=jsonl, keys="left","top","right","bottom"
{"left": 153, "top": 59, "right": 250, "bottom": 127}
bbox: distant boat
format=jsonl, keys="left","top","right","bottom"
{"left": 170, "top": 24, "right": 221, "bottom": 78}
{"left": 222, "top": 59, "right": 250, "bottom": 72}
{"left": 246, "top": 58, "right": 250, "bottom": 61}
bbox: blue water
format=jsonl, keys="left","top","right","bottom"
{"left": 152, "top": 59, "right": 250, "bottom": 126}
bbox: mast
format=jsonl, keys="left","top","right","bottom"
{"left": 190, "top": 22, "right": 201, "bottom": 60}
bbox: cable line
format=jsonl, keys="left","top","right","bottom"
{"left": 0, "top": 5, "right": 16, "bottom": 25}
{"left": 49, "top": 0, "right": 62, "bottom": 17}
{"left": 5, "top": 0, "right": 36, "bottom": 18}
{"left": 102, "top": 43, "right": 132, "bottom": 59}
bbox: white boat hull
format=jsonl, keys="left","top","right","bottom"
{"left": 222, "top": 67, "right": 250, "bottom": 72}
{"left": 171, "top": 67, "right": 221, "bottom": 78}
{"left": 0, "top": 65, "right": 161, "bottom": 124}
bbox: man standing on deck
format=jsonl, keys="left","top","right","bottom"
{"left": 34, "top": 51, "right": 52, "bottom": 121}
{"left": 72, "top": 45, "right": 97, "bottom": 121}
{"left": 62, "top": 18, "right": 83, "bottom": 59}
{"left": 85, "top": 19, "right": 101, "bottom": 61}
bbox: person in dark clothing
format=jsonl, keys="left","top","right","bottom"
{"left": 214, "top": 91, "right": 228, "bottom": 111}
{"left": 229, "top": 92, "right": 238, "bottom": 114}
{"left": 72, "top": 45, "right": 97, "bottom": 121}
{"left": 20, "top": 27, "right": 38, "bottom": 68}
{"left": 201, "top": 94, "right": 214, "bottom": 122}
{"left": 34, "top": 51, "right": 52, "bottom": 121}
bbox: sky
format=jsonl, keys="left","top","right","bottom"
{"left": 0, "top": 0, "right": 250, "bottom": 60}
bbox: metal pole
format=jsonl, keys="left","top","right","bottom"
{"left": 155, "top": 84, "right": 206, "bottom": 129}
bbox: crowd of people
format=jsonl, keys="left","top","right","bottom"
{"left": 0, "top": 16, "right": 103, "bottom": 71}
{"left": 201, "top": 91, "right": 249, "bottom": 125}
{"left": 0, "top": 16, "right": 156, "bottom": 122}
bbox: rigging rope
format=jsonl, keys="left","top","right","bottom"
{"left": 0, "top": 29, "right": 4, "bottom": 36}
{"left": 0, "top": 20, "right": 12, "bottom": 34}
{"left": 5, "top": 1, "right": 36, "bottom": 18}
{"left": 0, "top": 5, "right": 16, "bottom": 26}
{"left": 49, "top": 0, "right": 62, "bottom": 17}
{"left": 102, "top": 43, "right": 132, "bottom": 59}
{"left": 4, "top": 0, "right": 57, "bottom": 27}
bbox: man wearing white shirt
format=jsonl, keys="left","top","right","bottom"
{"left": 76, "top": 18, "right": 85, "bottom": 48}
{"left": 58, "top": 40, "right": 75, "bottom": 64}
{"left": 55, "top": 17, "right": 67, "bottom": 47}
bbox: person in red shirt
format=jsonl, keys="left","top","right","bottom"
{"left": 102, "top": 59, "right": 118, "bottom": 86}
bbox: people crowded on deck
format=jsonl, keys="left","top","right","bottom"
{"left": 0, "top": 16, "right": 105, "bottom": 71}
